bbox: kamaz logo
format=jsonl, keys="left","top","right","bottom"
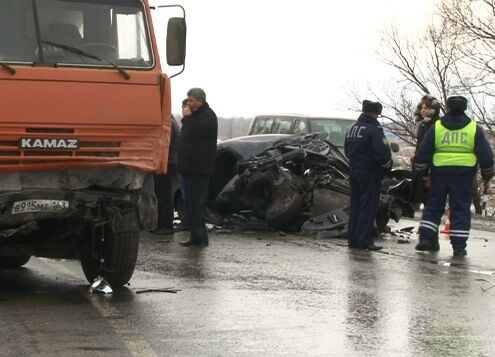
{"left": 19, "top": 138, "right": 80, "bottom": 150}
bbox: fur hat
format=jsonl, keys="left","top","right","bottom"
{"left": 414, "top": 94, "right": 441, "bottom": 123}
{"left": 362, "top": 100, "right": 383, "bottom": 115}
{"left": 446, "top": 96, "right": 468, "bottom": 114}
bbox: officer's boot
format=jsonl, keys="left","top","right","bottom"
{"left": 415, "top": 239, "right": 440, "bottom": 251}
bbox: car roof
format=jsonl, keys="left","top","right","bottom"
{"left": 253, "top": 111, "right": 359, "bottom": 121}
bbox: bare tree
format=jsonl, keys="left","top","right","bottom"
{"left": 438, "top": 0, "right": 495, "bottom": 135}
{"left": 349, "top": 85, "right": 418, "bottom": 145}
{"left": 374, "top": 20, "right": 471, "bottom": 143}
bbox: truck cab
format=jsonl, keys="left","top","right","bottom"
{"left": 0, "top": 0, "right": 186, "bottom": 286}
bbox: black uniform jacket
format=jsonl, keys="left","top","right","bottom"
{"left": 344, "top": 113, "right": 392, "bottom": 175}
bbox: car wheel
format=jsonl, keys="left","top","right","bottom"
{"left": 0, "top": 255, "right": 31, "bottom": 268}
{"left": 80, "top": 222, "right": 139, "bottom": 287}
{"left": 265, "top": 189, "right": 305, "bottom": 230}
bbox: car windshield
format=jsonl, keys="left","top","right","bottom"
{"left": 0, "top": 0, "right": 152, "bottom": 68}
{"left": 308, "top": 118, "right": 355, "bottom": 147}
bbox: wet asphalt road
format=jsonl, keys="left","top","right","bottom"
{"left": 1, "top": 217, "right": 495, "bottom": 357}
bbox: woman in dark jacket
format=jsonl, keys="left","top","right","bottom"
{"left": 410, "top": 94, "right": 441, "bottom": 204}
{"left": 415, "top": 94, "right": 441, "bottom": 152}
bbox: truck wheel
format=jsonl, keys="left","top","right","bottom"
{"left": 80, "top": 224, "right": 139, "bottom": 287}
{"left": 0, "top": 255, "right": 31, "bottom": 268}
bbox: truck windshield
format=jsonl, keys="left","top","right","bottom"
{"left": 0, "top": 0, "right": 153, "bottom": 68}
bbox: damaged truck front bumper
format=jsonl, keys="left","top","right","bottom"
{"left": 0, "top": 167, "right": 155, "bottom": 258}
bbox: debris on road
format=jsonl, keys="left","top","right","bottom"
{"left": 89, "top": 276, "right": 113, "bottom": 294}
{"left": 481, "top": 284, "right": 495, "bottom": 293}
{"left": 135, "top": 288, "right": 181, "bottom": 294}
{"left": 391, "top": 226, "right": 415, "bottom": 244}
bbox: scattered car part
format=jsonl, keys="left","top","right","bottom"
{"left": 89, "top": 276, "right": 113, "bottom": 294}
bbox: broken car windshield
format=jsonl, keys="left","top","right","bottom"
{"left": 0, "top": 0, "right": 153, "bottom": 68}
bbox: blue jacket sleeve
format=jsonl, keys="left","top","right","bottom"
{"left": 474, "top": 125, "right": 494, "bottom": 178}
{"left": 414, "top": 125, "right": 435, "bottom": 176}
{"left": 370, "top": 126, "right": 392, "bottom": 170}
{"left": 344, "top": 135, "right": 350, "bottom": 159}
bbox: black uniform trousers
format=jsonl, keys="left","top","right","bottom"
{"left": 348, "top": 170, "right": 382, "bottom": 248}
{"left": 154, "top": 164, "right": 176, "bottom": 230}
{"left": 183, "top": 174, "right": 210, "bottom": 244}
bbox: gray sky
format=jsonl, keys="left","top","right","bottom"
{"left": 152, "top": 0, "right": 435, "bottom": 118}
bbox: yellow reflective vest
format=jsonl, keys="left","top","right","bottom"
{"left": 433, "top": 120, "right": 476, "bottom": 167}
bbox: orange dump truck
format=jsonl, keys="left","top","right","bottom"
{"left": 0, "top": 0, "right": 186, "bottom": 286}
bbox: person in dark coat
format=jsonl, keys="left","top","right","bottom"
{"left": 153, "top": 115, "right": 180, "bottom": 234}
{"left": 344, "top": 100, "right": 393, "bottom": 251}
{"left": 177, "top": 88, "right": 218, "bottom": 247}
{"left": 174, "top": 98, "right": 192, "bottom": 232}
{"left": 410, "top": 94, "right": 442, "bottom": 205}
{"left": 414, "top": 96, "right": 494, "bottom": 256}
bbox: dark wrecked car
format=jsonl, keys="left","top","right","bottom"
{"left": 176, "top": 133, "right": 414, "bottom": 236}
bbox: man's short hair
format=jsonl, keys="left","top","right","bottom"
{"left": 182, "top": 98, "right": 188, "bottom": 107}
{"left": 187, "top": 88, "right": 206, "bottom": 102}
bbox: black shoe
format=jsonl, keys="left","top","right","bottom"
{"left": 415, "top": 240, "right": 440, "bottom": 251}
{"left": 453, "top": 249, "right": 467, "bottom": 256}
{"left": 366, "top": 244, "right": 383, "bottom": 251}
{"left": 154, "top": 228, "right": 175, "bottom": 235}
{"left": 179, "top": 238, "right": 205, "bottom": 247}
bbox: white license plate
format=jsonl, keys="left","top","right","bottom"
{"left": 11, "top": 199, "right": 69, "bottom": 215}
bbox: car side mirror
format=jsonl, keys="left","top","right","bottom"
{"left": 166, "top": 17, "right": 186, "bottom": 66}
{"left": 390, "top": 142, "right": 400, "bottom": 153}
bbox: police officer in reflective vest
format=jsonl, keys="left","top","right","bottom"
{"left": 414, "top": 96, "right": 494, "bottom": 256}
{"left": 344, "top": 100, "right": 393, "bottom": 250}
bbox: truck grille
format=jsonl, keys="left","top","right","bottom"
{"left": 0, "top": 126, "right": 158, "bottom": 170}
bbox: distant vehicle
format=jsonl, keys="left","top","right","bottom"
{"left": 247, "top": 113, "right": 400, "bottom": 154}
{"left": 247, "top": 113, "right": 357, "bottom": 148}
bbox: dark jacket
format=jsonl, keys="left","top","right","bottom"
{"left": 168, "top": 116, "right": 180, "bottom": 165}
{"left": 415, "top": 117, "right": 438, "bottom": 152}
{"left": 415, "top": 114, "right": 494, "bottom": 177}
{"left": 344, "top": 113, "right": 393, "bottom": 175}
{"left": 177, "top": 102, "right": 218, "bottom": 176}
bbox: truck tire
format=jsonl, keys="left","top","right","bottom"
{"left": 80, "top": 225, "right": 139, "bottom": 287}
{"left": 0, "top": 255, "right": 31, "bottom": 268}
